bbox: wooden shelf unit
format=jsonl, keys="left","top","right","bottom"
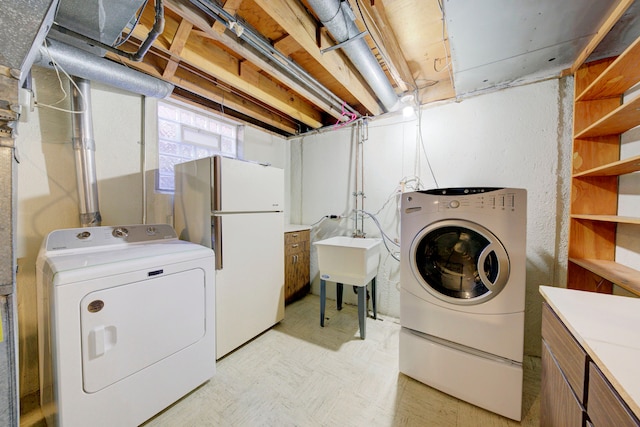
{"left": 569, "top": 35, "right": 640, "bottom": 296}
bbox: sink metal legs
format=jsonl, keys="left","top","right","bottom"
{"left": 320, "top": 277, "right": 376, "bottom": 339}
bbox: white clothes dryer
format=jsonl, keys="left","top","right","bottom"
{"left": 36, "top": 224, "right": 216, "bottom": 427}
{"left": 399, "top": 188, "right": 526, "bottom": 421}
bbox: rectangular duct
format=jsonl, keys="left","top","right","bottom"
{"left": 48, "top": 0, "right": 148, "bottom": 56}
{"left": 0, "top": 0, "right": 58, "bottom": 85}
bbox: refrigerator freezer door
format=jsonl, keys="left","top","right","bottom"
{"left": 215, "top": 156, "right": 284, "bottom": 213}
{"left": 174, "top": 158, "right": 212, "bottom": 248}
{"left": 215, "top": 211, "right": 284, "bottom": 359}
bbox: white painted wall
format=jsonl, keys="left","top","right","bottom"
{"left": 15, "top": 67, "right": 607, "bottom": 393}
{"left": 290, "top": 78, "right": 574, "bottom": 357}
{"left": 15, "top": 67, "right": 286, "bottom": 396}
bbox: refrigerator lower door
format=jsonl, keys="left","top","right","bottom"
{"left": 214, "top": 212, "right": 284, "bottom": 359}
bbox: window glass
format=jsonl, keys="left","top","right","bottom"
{"left": 156, "top": 100, "right": 242, "bottom": 192}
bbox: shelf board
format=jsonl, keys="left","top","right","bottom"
{"left": 574, "top": 94, "right": 640, "bottom": 138}
{"left": 571, "top": 214, "right": 640, "bottom": 225}
{"left": 569, "top": 258, "right": 640, "bottom": 296}
{"left": 573, "top": 154, "right": 640, "bottom": 177}
{"left": 576, "top": 35, "right": 640, "bottom": 101}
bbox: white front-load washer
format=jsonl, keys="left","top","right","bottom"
{"left": 399, "top": 188, "right": 526, "bottom": 421}
{"left": 36, "top": 224, "right": 216, "bottom": 427}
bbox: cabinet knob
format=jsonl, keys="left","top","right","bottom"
{"left": 292, "top": 233, "right": 298, "bottom": 237}
{"left": 292, "top": 244, "right": 299, "bottom": 248}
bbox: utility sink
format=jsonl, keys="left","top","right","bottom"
{"left": 314, "top": 236, "right": 382, "bottom": 286}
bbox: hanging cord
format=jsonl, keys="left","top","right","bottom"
{"left": 353, "top": 209, "right": 400, "bottom": 261}
{"left": 417, "top": 104, "right": 439, "bottom": 188}
{"left": 34, "top": 41, "right": 87, "bottom": 114}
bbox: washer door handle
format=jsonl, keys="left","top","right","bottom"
{"left": 477, "top": 244, "right": 507, "bottom": 292}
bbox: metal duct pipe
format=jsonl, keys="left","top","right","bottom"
{"left": 70, "top": 77, "right": 102, "bottom": 227}
{"left": 307, "top": 0, "right": 400, "bottom": 112}
{"left": 34, "top": 39, "right": 174, "bottom": 98}
{"left": 190, "top": 0, "right": 359, "bottom": 118}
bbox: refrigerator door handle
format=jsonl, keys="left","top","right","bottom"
{"left": 212, "top": 216, "right": 223, "bottom": 270}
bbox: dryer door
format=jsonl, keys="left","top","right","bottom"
{"left": 409, "top": 219, "right": 509, "bottom": 305}
{"left": 80, "top": 268, "right": 207, "bottom": 393}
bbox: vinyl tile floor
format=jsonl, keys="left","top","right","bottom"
{"left": 21, "top": 294, "right": 541, "bottom": 426}
{"left": 143, "top": 294, "right": 541, "bottom": 427}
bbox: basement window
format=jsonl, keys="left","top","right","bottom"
{"left": 156, "top": 100, "right": 243, "bottom": 192}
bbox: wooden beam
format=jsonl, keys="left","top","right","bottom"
{"left": 164, "top": 0, "right": 345, "bottom": 122}
{"left": 171, "top": 67, "right": 299, "bottom": 134}
{"left": 568, "top": 0, "right": 634, "bottom": 75}
{"left": 133, "top": 8, "right": 323, "bottom": 128}
{"left": 212, "top": 0, "right": 243, "bottom": 34}
{"left": 273, "top": 34, "right": 300, "bottom": 57}
{"left": 106, "top": 51, "right": 299, "bottom": 134}
{"left": 163, "top": 18, "right": 192, "bottom": 78}
{"left": 347, "top": 0, "right": 413, "bottom": 93}
{"left": 169, "top": 18, "right": 192, "bottom": 56}
{"left": 252, "top": 0, "right": 383, "bottom": 115}
{"left": 162, "top": 59, "right": 180, "bottom": 78}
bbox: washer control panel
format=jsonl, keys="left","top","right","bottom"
{"left": 414, "top": 187, "right": 523, "bottom": 213}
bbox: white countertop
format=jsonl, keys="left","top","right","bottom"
{"left": 285, "top": 224, "right": 311, "bottom": 233}
{"left": 539, "top": 285, "right": 640, "bottom": 417}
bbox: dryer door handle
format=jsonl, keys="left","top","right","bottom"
{"left": 91, "top": 326, "right": 106, "bottom": 357}
{"left": 89, "top": 325, "right": 117, "bottom": 359}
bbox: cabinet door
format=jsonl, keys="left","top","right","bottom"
{"left": 541, "top": 340, "right": 585, "bottom": 427}
{"left": 541, "top": 303, "right": 588, "bottom": 401}
{"left": 284, "top": 230, "right": 310, "bottom": 303}
{"left": 588, "top": 363, "right": 640, "bottom": 427}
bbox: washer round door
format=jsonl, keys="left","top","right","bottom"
{"left": 409, "top": 219, "right": 510, "bottom": 305}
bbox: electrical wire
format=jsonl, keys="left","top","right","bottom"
{"left": 310, "top": 216, "right": 329, "bottom": 227}
{"left": 35, "top": 41, "right": 87, "bottom": 114}
{"left": 354, "top": 209, "right": 400, "bottom": 262}
{"left": 416, "top": 102, "right": 439, "bottom": 188}
{"left": 436, "top": 0, "right": 455, "bottom": 92}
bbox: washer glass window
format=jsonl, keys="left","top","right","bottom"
{"left": 411, "top": 221, "right": 509, "bottom": 304}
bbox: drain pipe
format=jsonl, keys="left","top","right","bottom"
{"left": 306, "top": 0, "right": 400, "bottom": 112}
{"left": 70, "top": 77, "right": 102, "bottom": 227}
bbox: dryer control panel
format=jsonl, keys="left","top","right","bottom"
{"left": 43, "top": 224, "right": 178, "bottom": 252}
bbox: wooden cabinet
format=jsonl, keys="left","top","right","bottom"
{"left": 541, "top": 301, "right": 640, "bottom": 426}
{"left": 541, "top": 303, "right": 587, "bottom": 426}
{"left": 569, "top": 35, "right": 640, "bottom": 295}
{"left": 589, "top": 363, "right": 640, "bottom": 427}
{"left": 284, "top": 229, "right": 310, "bottom": 303}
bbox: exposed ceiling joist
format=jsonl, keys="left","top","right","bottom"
{"left": 40, "top": 0, "right": 640, "bottom": 137}
{"left": 346, "top": 0, "right": 413, "bottom": 93}
{"left": 131, "top": 4, "right": 324, "bottom": 129}
{"left": 253, "top": 0, "right": 383, "bottom": 115}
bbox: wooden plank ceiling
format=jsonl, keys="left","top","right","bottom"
{"left": 107, "top": 0, "right": 454, "bottom": 136}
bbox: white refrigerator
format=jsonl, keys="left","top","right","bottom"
{"left": 174, "top": 156, "right": 285, "bottom": 359}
